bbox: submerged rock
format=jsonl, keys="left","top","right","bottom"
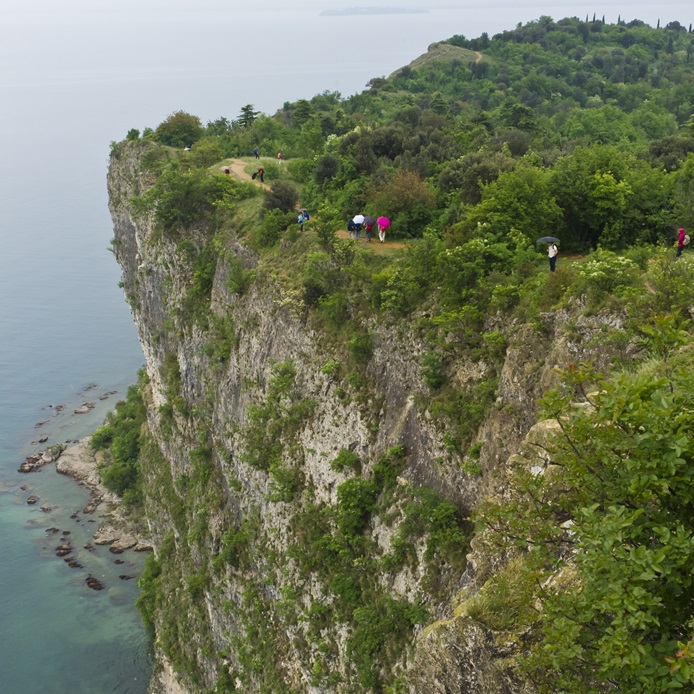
{"left": 85, "top": 575, "right": 105, "bottom": 591}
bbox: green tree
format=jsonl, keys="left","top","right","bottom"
{"left": 550, "top": 145, "right": 634, "bottom": 249}
{"left": 237, "top": 104, "right": 260, "bottom": 127}
{"left": 674, "top": 153, "right": 694, "bottom": 228}
{"left": 456, "top": 161, "right": 562, "bottom": 244}
{"left": 292, "top": 99, "right": 313, "bottom": 126}
{"left": 154, "top": 111, "right": 204, "bottom": 148}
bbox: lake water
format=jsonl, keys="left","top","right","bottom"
{"left": 0, "top": 3, "right": 690, "bottom": 692}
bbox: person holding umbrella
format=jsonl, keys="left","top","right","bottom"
{"left": 363, "top": 215, "right": 376, "bottom": 242}
{"left": 377, "top": 216, "right": 390, "bottom": 243}
{"left": 537, "top": 236, "right": 560, "bottom": 272}
{"left": 352, "top": 214, "right": 365, "bottom": 240}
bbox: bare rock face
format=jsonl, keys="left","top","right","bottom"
{"left": 408, "top": 615, "right": 532, "bottom": 694}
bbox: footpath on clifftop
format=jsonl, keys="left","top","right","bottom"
{"left": 223, "top": 157, "right": 407, "bottom": 252}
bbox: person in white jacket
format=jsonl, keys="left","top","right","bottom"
{"left": 547, "top": 242, "right": 558, "bottom": 272}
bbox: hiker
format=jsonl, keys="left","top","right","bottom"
{"left": 347, "top": 219, "right": 357, "bottom": 239}
{"left": 547, "top": 241, "right": 558, "bottom": 272}
{"left": 298, "top": 210, "right": 310, "bottom": 231}
{"left": 253, "top": 146, "right": 260, "bottom": 159}
{"left": 676, "top": 227, "right": 687, "bottom": 258}
{"left": 365, "top": 221, "right": 373, "bottom": 242}
{"left": 378, "top": 224, "right": 387, "bottom": 243}
{"left": 252, "top": 167, "right": 265, "bottom": 183}
{"left": 277, "top": 151, "right": 283, "bottom": 165}
{"left": 223, "top": 166, "right": 230, "bottom": 175}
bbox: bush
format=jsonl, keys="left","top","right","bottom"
{"left": 255, "top": 209, "right": 294, "bottom": 247}
{"left": 346, "top": 331, "right": 374, "bottom": 362}
{"left": 464, "top": 557, "right": 537, "bottom": 631}
{"left": 571, "top": 248, "right": 642, "bottom": 306}
{"left": 154, "top": 110, "right": 204, "bottom": 148}
{"left": 264, "top": 180, "right": 299, "bottom": 213}
{"left": 330, "top": 448, "right": 361, "bottom": 473}
{"left": 146, "top": 168, "right": 244, "bottom": 232}
{"left": 226, "top": 257, "right": 256, "bottom": 295}
{"left": 422, "top": 352, "right": 446, "bottom": 389}
{"left": 336, "top": 478, "right": 377, "bottom": 539}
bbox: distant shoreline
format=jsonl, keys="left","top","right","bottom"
{"left": 321, "top": 7, "right": 428, "bottom": 17}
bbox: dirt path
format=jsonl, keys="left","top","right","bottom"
{"left": 334, "top": 228, "right": 407, "bottom": 251}
{"left": 225, "top": 158, "right": 270, "bottom": 190}
{"left": 225, "top": 158, "right": 407, "bottom": 252}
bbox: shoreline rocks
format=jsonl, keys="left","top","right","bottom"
{"left": 55, "top": 438, "right": 153, "bottom": 554}
{"left": 18, "top": 444, "right": 65, "bottom": 473}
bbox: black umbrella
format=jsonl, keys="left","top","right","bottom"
{"left": 363, "top": 215, "right": 376, "bottom": 227}
{"left": 537, "top": 236, "right": 560, "bottom": 243}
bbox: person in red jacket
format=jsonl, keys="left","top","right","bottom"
{"left": 676, "top": 227, "right": 686, "bottom": 258}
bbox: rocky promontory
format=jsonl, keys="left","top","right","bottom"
{"left": 55, "top": 438, "right": 152, "bottom": 553}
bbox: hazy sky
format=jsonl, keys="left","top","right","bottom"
{"left": 4, "top": 0, "right": 691, "bottom": 17}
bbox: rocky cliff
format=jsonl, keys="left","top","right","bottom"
{"left": 108, "top": 142, "right": 623, "bottom": 693}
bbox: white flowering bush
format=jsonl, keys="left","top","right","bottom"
{"left": 572, "top": 248, "right": 642, "bottom": 303}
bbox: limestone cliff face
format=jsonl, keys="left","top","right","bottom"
{"left": 108, "top": 143, "right": 623, "bottom": 693}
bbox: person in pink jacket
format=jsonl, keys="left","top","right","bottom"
{"left": 676, "top": 227, "right": 686, "bottom": 258}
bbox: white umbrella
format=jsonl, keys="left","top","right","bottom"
{"left": 352, "top": 214, "right": 365, "bottom": 224}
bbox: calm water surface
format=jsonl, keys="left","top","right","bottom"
{"left": 1, "top": 4, "right": 690, "bottom": 692}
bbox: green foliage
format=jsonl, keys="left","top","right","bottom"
{"left": 336, "top": 478, "right": 377, "bottom": 540}
{"left": 478, "top": 335, "right": 694, "bottom": 693}
{"left": 237, "top": 104, "right": 259, "bottom": 127}
{"left": 92, "top": 374, "right": 147, "bottom": 501}
{"left": 114, "top": 19, "right": 694, "bottom": 691}
{"left": 242, "top": 360, "right": 315, "bottom": 481}
{"left": 464, "top": 557, "right": 537, "bottom": 632}
{"left": 422, "top": 351, "right": 446, "bottom": 389}
{"left": 254, "top": 209, "right": 294, "bottom": 247}
{"left": 154, "top": 111, "right": 204, "bottom": 148}
{"left": 213, "top": 520, "right": 252, "bottom": 572}
{"left": 264, "top": 180, "right": 299, "bottom": 213}
{"left": 347, "top": 597, "right": 427, "bottom": 689}
{"left": 570, "top": 247, "right": 643, "bottom": 308}
{"left": 346, "top": 330, "right": 373, "bottom": 363}
{"left": 330, "top": 448, "right": 361, "bottom": 473}
{"left": 140, "top": 167, "right": 248, "bottom": 233}
{"left": 226, "top": 257, "right": 256, "bottom": 295}
{"left": 136, "top": 539, "right": 165, "bottom": 630}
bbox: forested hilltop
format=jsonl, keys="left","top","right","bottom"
{"left": 106, "top": 16, "right": 694, "bottom": 694}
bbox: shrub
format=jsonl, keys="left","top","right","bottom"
{"left": 154, "top": 110, "right": 204, "bottom": 148}
{"left": 264, "top": 180, "right": 299, "bottom": 213}
{"left": 146, "top": 168, "right": 244, "bottom": 232}
{"left": 571, "top": 248, "right": 642, "bottom": 307}
{"left": 464, "top": 557, "right": 537, "bottom": 631}
{"left": 255, "top": 209, "right": 294, "bottom": 247}
{"left": 422, "top": 352, "right": 446, "bottom": 389}
{"left": 226, "top": 257, "right": 256, "bottom": 295}
{"left": 336, "top": 478, "right": 377, "bottom": 539}
{"left": 330, "top": 448, "right": 361, "bottom": 473}
{"left": 346, "top": 331, "right": 374, "bottom": 362}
